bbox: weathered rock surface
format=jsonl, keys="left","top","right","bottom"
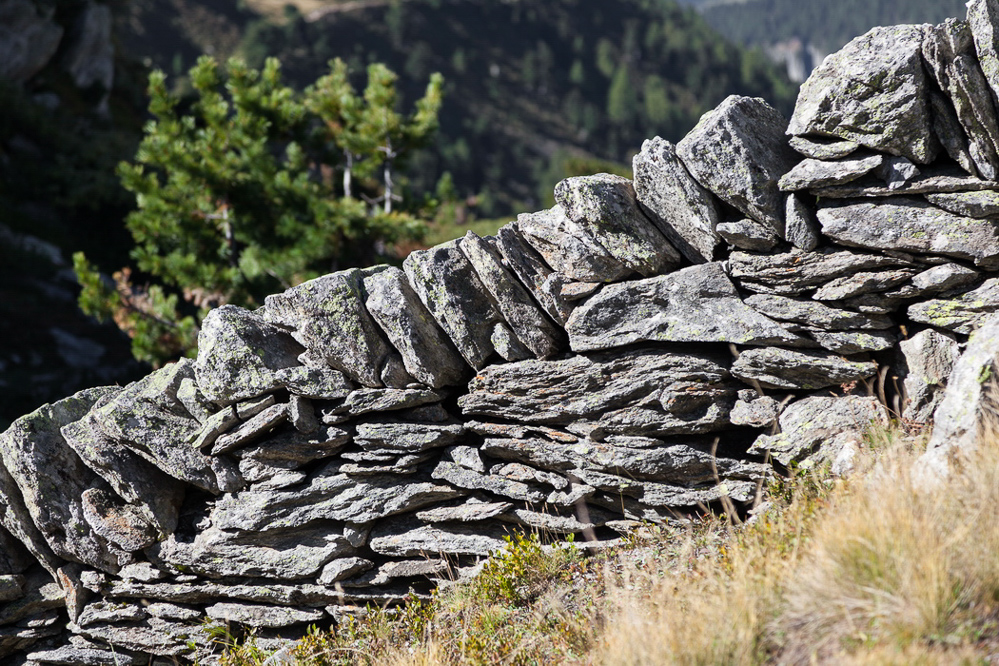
{"left": 969, "top": 0, "right": 999, "bottom": 110}
{"left": 263, "top": 270, "right": 391, "bottom": 387}
{"left": 730, "top": 391, "right": 780, "bottom": 428}
{"left": 785, "top": 193, "right": 821, "bottom": 251}
{"left": 788, "top": 25, "right": 937, "bottom": 163}
{"left": 810, "top": 163, "right": 999, "bottom": 198}
{"left": 632, "top": 136, "right": 721, "bottom": 263}
{"left": 273, "top": 365, "right": 353, "bottom": 400}
{"left": 877, "top": 155, "right": 922, "bottom": 189}
{"left": 369, "top": 519, "right": 507, "bottom": 557}
{"left": 925, "top": 190, "right": 999, "bottom": 217}
{"left": 566, "top": 263, "right": 802, "bottom": 351}
{"left": 812, "top": 269, "right": 917, "bottom": 301}
{"left": 728, "top": 248, "right": 914, "bottom": 295}
{"left": 744, "top": 294, "right": 892, "bottom": 330}
{"left": 715, "top": 219, "right": 780, "bottom": 252}
{"left": 516, "top": 206, "right": 630, "bottom": 283}
{"left": 81, "top": 488, "right": 157, "bottom": 552}
{"left": 779, "top": 154, "right": 885, "bottom": 191}
{"left": 789, "top": 135, "right": 860, "bottom": 160}
{"left": 908, "top": 278, "right": 999, "bottom": 333}
{"left": 205, "top": 602, "right": 324, "bottom": 628}
{"left": 899, "top": 329, "right": 960, "bottom": 423}
{"left": 731, "top": 348, "right": 877, "bottom": 390}
{"left": 809, "top": 329, "right": 898, "bottom": 354}
{"left": 354, "top": 423, "right": 464, "bottom": 453}
{"left": 495, "top": 223, "right": 574, "bottom": 324}
{"left": 678, "top": 95, "right": 797, "bottom": 233}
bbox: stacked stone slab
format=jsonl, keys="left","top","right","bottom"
{"left": 7, "top": 3, "right": 999, "bottom": 663}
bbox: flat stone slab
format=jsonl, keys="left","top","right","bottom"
{"left": 715, "top": 219, "right": 779, "bottom": 252}
{"left": 925, "top": 190, "right": 999, "bottom": 218}
{"left": 808, "top": 329, "right": 897, "bottom": 354}
{"left": 811, "top": 269, "right": 918, "bottom": 301}
{"left": 432, "top": 460, "right": 547, "bottom": 503}
{"left": 811, "top": 164, "right": 999, "bottom": 198}
{"left": 678, "top": 95, "right": 797, "bottom": 234}
{"left": 495, "top": 223, "right": 574, "bottom": 325}
{"left": 516, "top": 206, "right": 631, "bottom": 283}
{"left": 744, "top": 294, "right": 892, "bottom": 330}
{"left": 789, "top": 135, "right": 860, "bottom": 159}
{"left": 632, "top": 136, "right": 721, "bottom": 263}
{"left": 728, "top": 248, "right": 914, "bottom": 296}
{"left": 205, "top": 602, "right": 324, "bottom": 628}
{"left": 566, "top": 262, "right": 801, "bottom": 351}
{"left": 354, "top": 422, "right": 464, "bottom": 453}
{"left": 779, "top": 154, "right": 885, "bottom": 191}
{"left": 273, "top": 365, "right": 353, "bottom": 400}
{"left": 907, "top": 277, "right": 999, "bottom": 334}
{"left": 818, "top": 198, "right": 999, "bottom": 269}
{"left": 785, "top": 193, "right": 821, "bottom": 251}
{"left": 788, "top": 25, "right": 937, "bottom": 164}
{"left": 369, "top": 519, "right": 507, "bottom": 557}
{"left": 731, "top": 348, "right": 877, "bottom": 390}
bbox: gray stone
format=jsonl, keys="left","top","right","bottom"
{"left": 969, "top": 0, "right": 999, "bottom": 113}
{"left": 0, "top": 387, "right": 122, "bottom": 571}
{"left": 0, "top": 0, "right": 63, "bottom": 84}
{"left": 273, "top": 364, "right": 353, "bottom": 400}
{"left": 516, "top": 207, "right": 631, "bottom": 283}
{"left": 727, "top": 248, "right": 914, "bottom": 296}
{"left": 195, "top": 305, "right": 303, "bottom": 404}
{"left": 149, "top": 524, "right": 353, "bottom": 580}
{"left": 809, "top": 329, "right": 898, "bottom": 354}
{"left": 347, "top": 559, "right": 451, "bottom": 586}
{"left": 211, "top": 466, "right": 465, "bottom": 530}
{"left": 210, "top": 403, "right": 288, "bottom": 455}
{"left": 812, "top": 269, "right": 918, "bottom": 301}
{"left": 188, "top": 405, "right": 240, "bottom": 450}
{"left": 491, "top": 462, "right": 568, "bottom": 489}
{"left": 788, "top": 25, "right": 938, "bottom": 164}
{"left": 319, "top": 557, "right": 374, "bottom": 585}
{"left": 744, "top": 294, "right": 892, "bottom": 330}
{"left": 788, "top": 135, "right": 860, "bottom": 160}
{"left": 0, "top": 571, "right": 64, "bottom": 626}
{"left": 404, "top": 239, "right": 512, "bottom": 369}
{"left": 810, "top": 164, "right": 999, "bottom": 198}
{"left": 818, "top": 198, "right": 999, "bottom": 269}
{"left": 566, "top": 263, "right": 802, "bottom": 351}
{"left": 77, "top": 600, "right": 148, "bottom": 626}
{"left": 75, "top": 617, "right": 210, "bottom": 658}
{"left": 749, "top": 396, "right": 888, "bottom": 469}
{"left": 343, "top": 387, "right": 445, "bottom": 415}
{"left": 415, "top": 501, "right": 512, "bottom": 523}
{"left": 234, "top": 427, "right": 351, "bottom": 467}
{"left": 81, "top": 488, "right": 157, "bottom": 551}
{"left": 678, "top": 95, "right": 797, "bottom": 233}
{"left": 118, "top": 563, "right": 164, "bottom": 583}
{"left": 876, "top": 156, "right": 922, "bottom": 189}
{"left": 236, "top": 394, "right": 277, "bottom": 419}
{"left": 554, "top": 173, "right": 679, "bottom": 276}
{"left": 489, "top": 322, "right": 533, "bottom": 362}
{"left": 730, "top": 391, "right": 780, "bottom": 428}
{"left": 369, "top": 519, "right": 507, "bottom": 557}
{"left": 498, "top": 509, "right": 593, "bottom": 535}
{"left": 338, "top": 453, "right": 432, "bottom": 476}
{"left": 559, "top": 281, "right": 602, "bottom": 300}
{"left": 447, "top": 445, "right": 487, "bottom": 473}
{"left": 88, "top": 576, "right": 383, "bottom": 607}
{"left": 925, "top": 190, "right": 999, "bottom": 217}
{"left": 239, "top": 463, "right": 307, "bottom": 490}
{"left": 929, "top": 87, "right": 980, "bottom": 177}
{"left": 731, "top": 348, "right": 877, "bottom": 390}
{"left": 146, "top": 603, "right": 201, "bottom": 622}
{"left": 899, "top": 329, "right": 960, "bottom": 424}
{"left": 176, "top": 377, "right": 214, "bottom": 423}
{"left": 910, "top": 263, "right": 981, "bottom": 294}
{"left": 495, "top": 223, "right": 574, "bottom": 325}
{"left": 715, "top": 219, "right": 780, "bottom": 252}
{"left": 465, "top": 421, "right": 580, "bottom": 443}
{"left": 26, "top": 645, "right": 140, "bottom": 665}
{"left": 62, "top": 407, "right": 183, "bottom": 539}
{"left": 908, "top": 278, "right": 999, "bottom": 333}
{"left": 923, "top": 19, "right": 999, "bottom": 180}
{"left": 459, "top": 231, "right": 562, "bottom": 358}
{"left": 363, "top": 266, "right": 469, "bottom": 388}
{"left": 289, "top": 395, "right": 320, "bottom": 434}
{"left": 632, "top": 136, "right": 722, "bottom": 263}
{"left": 778, "top": 154, "right": 885, "bottom": 191}
{"left": 354, "top": 422, "right": 464, "bottom": 453}
{"left": 431, "top": 460, "right": 546, "bottom": 502}
{"left": 785, "top": 193, "right": 821, "bottom": 251}
{"left": 263, "top": 269, "right": 392, "bottom": 387}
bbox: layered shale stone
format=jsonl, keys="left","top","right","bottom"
{"left": 233, "top": 427, "right": 350, "bottom": 467}
{"left": 554, "top": 173, "right": 680, "bottom": 276}
{"left": 789, "top": 135, "right": 860, "bottom": 159}
{"left": 677, "top": 95, "right": 797, "bottom": 233}
{"left": 749, "top": 396, "right": 888, "bottom": 468}
{"left": 262, "top": 270, "right": 391, "bottom": 387}
{"left": 908, "top": 277, "right": 999, "bottom": 333}
{"left": 363, "top": 266, "right": 469, "bottom": 388}
{"left": 632, "top": 136, "right": 721, "bottom": 263}
{"left": 205, "top": 603, "right": 324, "bottom": 628}
{"left": 368, "top": 519, "right": 507, "bottom": 557}
{"left": 566, "top": 262, "right": 802, "bottom": 351}
{"left": 176, "top": 378, "right": 214, "bottom": 424}
{"left": 495, "top": 223, "right": 574, "bottom": 324}
{"left": 715, "top": 219, "right": 780, "bottom": 252}
{"left": 431, "top": 461, "right": 547, "bottom": 503}
{"left": 810, "top": 163, "right": 999, "bottom": 198}
{"left": 731, "top": 348, "right": 877, "bottom": 390}
{"left": 194, "top": 305, "right": 303, "bottom": 404}
{"left": 899, "top": 329, "right": 960, "bottom": 423}
{"left": 744, "top": 294, "right": 893, "bottom": 330}
{"left": 730, "top": 391, "right": 780, "bottom": 428}
{"left": 319, "top": 557, "right": 374, "bottom": 585}
{"left": 877, "top": 155, "right": 922, "bottom": 189}
{"left": 343, "top": 388, "right": 445, "bottom": 415}
{"left": 354, "top": 422, "right": 464, "bottom": 453}
{"left": 969, "top": 0, "right": 999, "bottom": 109}
{"left": 808, "top": 329, "right": 898, "bottom": 354}
{"left": 210, "top": 403, "right": 287, "bottom": 455}
{"left": 458, "top": 232, "right": 561, "bottom": 358}
{"left": 728, "top": 248, "right": 914, "bottom": 295}
{"left": 404, "top": 240, "right": 511, "bottom": 369}
{"left": 811, "top": 269, "right": 918, "bottom": 301}
{"left": 516, "top": 206, "right": 630, "bottom": 283}
{"left": 925, "top": 190, "right": 999, "bottom": 217}
{"left": 778, "top": 154, "right": 885, "bottom": 191}
{"left": 416, "top": 501, "right": 513, "bottom": 523}
{"left": 80, "top": 488, "right": 157, "bottom": 552}
{"left": 788, "top": 25, "right": 938, "bottom": 163}
{"left": 0, "top": 387, "right": 121, "bottom": 571}
{"left": 273, "top": 365, "right": 352, "bottom": 400}
{"left": 785, "top": 193, "right": 821, "bottom": 251}
{"left": 908, "top": 263, "right": 981, "bottom": 294}
{"left": 922, "top": 18, "right": 999, "bottom": 179}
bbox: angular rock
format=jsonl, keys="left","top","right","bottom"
{"left": 715, "top": 219, "right": 779, "bottom": 252}
{"left": 788, "top": 25, "right": 938, "bottom": 164}
{"left": 369, "top": 519, "right": 507, "bottom": 557}
{"left": 910, "top": 263, "right": 981, "bottom": 294}
{"left": 908, "top": 277, "right": 999, "bottom": 333}
{"left": 925, "top": 190, "right": 999, "bottom": 217}
{"left": 195, "top": 305, "right": 303, "bottom": 403}
{"left": 728, "top": 248, "right": 914, "bottom": 296}
{"left": 415, "top": 501, "right": 513, "bottom": 523}
{"left": 749, "top": 396, "right": 888, "bottom": 468}
{"left": 809, "top": 329, "right": 898, "bottom": 354}
{"left": 922, "top": 18, "right": 999, "bottom": 179}
{"left": 319, "top": 557, "right": 374, "bottom": 585}
{"left": 489, "top": 322, "right": 532, "bottom": 361}
{"left": 0, "top": 570, "right": 64, "bottom": 626}
{"left": 678, "top": 95, "right": 798, "bottom": 233}
{"left": 0, "top": 575, "right": 24, "bottom": 603}
{"left": 554, "top": 173, "right": 680, "bottom": 276}
{"left": 0, "top": 527, "right": 31, "bottom": 577}
{"left": 811, "top": 163, "right": 999, "bottom": 198}
{"left": 263, "top": 269, "right": 392, "bottom": 387}
{"left": 81, "top": 488, "right": 157, "bottom": 552}
{"left": 789, "top": 135, "right": 860, "bottom": 159}
{"left": 785, "top": 193, "right": 821, "bottom": 251}
{"left": 234, "top": 426, "right": 350, "bottom": 467}
{"left": 876, "top": 155, "right": 922, "bottom": 189}
{"left": 25, "top": 644, "right": 140, "bottom": 665}
{"left": 495, "top": 223, "right": 574, "bottom": 324}
{"left": 779, "top": 154, "right": 885, "bottom": 191}
{"left": 969, "top": 0, "right": 999, "bottom": 112}
{"left": 289, "top": 395, "right": 320, "bottom": 434}
{"left": 338, "top": 453, "right": 432, "bottom": 476}
{"left": 354, "top": 422, "right": 464, "bottom": 453}
{"left": 812, "top": 269, "right": 918, "bottom": 301}
{"left": 77, "top": 600, "right": 148, "bottom": 626}
{"left": 211, "top": 403, "right": 287, "bottom": 455}
{"left": 732, "top": 348, "right": 877, "bottom": 390}
{"left": 404, "top": 239, "right": 511, "bottom": 369}
{"left": 498, "top": 509, "right": 593, "bottom": 535}
{"left": 929, "top": 87, "right": 980, "bottom": 177}
{"left": 0, "top": 387, "right": 121, "bottom": 572}
{"left": 176, "top": 378, "right": 214, "bottom": 424}
{"left": 363, "top": 266, "right": 469, "bottom": 388}
{"left": 343, "top": 387, "right": 444, "bottom": 415}
{"left": 818, "top": 198, "right": 999, "bottom": 269}
{"left": 273, "top": 364, "right": 353, "bottom": 400}
{"left": 899, "top": 329, "right": 960, "bottom": 424}
{"left": 458, "top": 231, "right": 562, "bottom": 358}
{"left": 744, "top": 294, "right": 892, "bottom": 330}
{"left": 566, "top": 263, "right": 802, "bottom": 351}
{"left": 188, "top": 405, "right": 239, "bottom": 451}
{"left": 206, "top": 602, "right": 324, "bottom": 628}
{"left": 516, "top": 206, "right": 631, "bottom": 283}
{"left": 730, "top": 391, "right": 780, "bottom": 428}
{"left": 560, "top": 281, "right": 602, "bottom": 300}
{"left": 431, "top": 460, "right": 546, "bottom": 502}
{"left": 632, "top": 136, "right": 722, "bottom": 263}
{"left": 96, "top": 362, "right": 240, "bottom": 493}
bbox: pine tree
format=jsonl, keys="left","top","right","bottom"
{"left": 75, "top": 56, "right": 443, "bottom": 366}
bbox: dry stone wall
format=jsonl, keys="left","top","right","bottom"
{"left": 8, "top": 2, "right": 999, "bottom": 663}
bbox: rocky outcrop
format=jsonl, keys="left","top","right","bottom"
{"left": 7, "top": 5, "right": 999, "bottom": 663}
